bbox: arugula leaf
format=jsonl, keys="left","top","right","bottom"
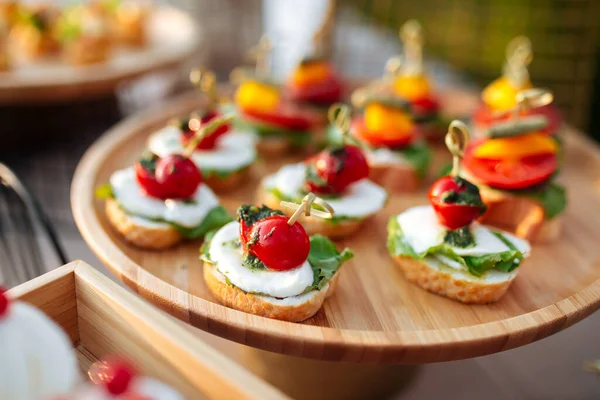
{"left": 387, "top": 216, "right": 524, "bottom": 277}
{"left": 394, "top": 141, "right": 431, "bottom": 178}
{"left": 95, "top": 183, "right": 114, "bottom": 199}
{"left": 306, "top": 235, "right": 354, "bottom": 291}
{"left": 170, "top": 206, "right": 233, "bottom": 239}
{"left": 199, "top": 229, "right": 218, "bottom": 262}
{"left": 514, "top": 182, "right": 566, "bottom": 219}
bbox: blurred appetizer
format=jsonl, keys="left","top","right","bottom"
{"left": 352, "top": 20, "right": 445, "bottom": 142}
{"left": 96, "top": 0, "right": 150, "bottom": 47}
{"left": 76, "top": 356, "right": 183, "bottom": 400}
{"left": 284, "top": 0, "right": 343, "bottom": 111}
{"left": 472, "top": 36, "right": 562, "bottom": 136}
{"left": 96, "top": 117, "right": 233, "bottom": 249}
{"left": 201, "top": 196, "right": 353, "bottom": 321}
{"left": 0, "top": 1, "right": 19, "bottom": 29}
{"left": 0, "top": 287, "right": 79, "bottom": 400}
{"left": 387, "top": 121, "right": 531, "bottom": 304}
{"left": 258, "top": 104, "right": 388, "bottom": 238}
{"left": 231, "top": 35, "right": 322, "bottom": 155}
{"left": 57, "top": 4, "right": 112, "bottom": 65}
{"left": 462, "top": 88, "right": 566, "bottom": 242}
{"left": 10, "top": 4, "right": 60, "bottom": 60}
{"left": 338, "top": 96, "right": 431, "bottom": 192}
{"left": 148, "top": 68, "right": 257, "bottom": 192}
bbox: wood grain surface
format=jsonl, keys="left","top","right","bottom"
{"left": 8, "top": 261, "right": 288, "bottom": 400}
{"left": 71, "top": 88, "right": 600, "bottom": 364}
{"left": 0, "top": 6, "right": 200, "bottom": 104}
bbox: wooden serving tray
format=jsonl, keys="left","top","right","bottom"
{"left": 8, "top": 261, "right": 287, "bottom": 400}
{"left": 72, "top": 89, "right": 600, "bottom": 364}
{"left": 0, "top": 6, "right": 200, "bottom": 104}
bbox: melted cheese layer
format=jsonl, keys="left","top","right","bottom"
{"left": 110, "top": 167, "right": 220, "bottom": 228}
{"left": 263, "top": 163, "right": 387, "bottom": 218}
{"left": 208, "top": 221, "right": 314, "bottom": 298}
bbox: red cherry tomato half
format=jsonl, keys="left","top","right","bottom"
{"left": 0, "top": 286, "right": 9, "bottom": 318}
{"left": 102, "top": 358, "right": 136, "bottom": 395}
{"left": 134, "top": 161, "right": 166, "bottom": 199}
{"left": 247, "top": 215, "right": 310, "bottom": 271}
{"left": 428, "top": 176, "right": 484, "bottom": 230}
{"left": 286, "top": 75, "right": 343, "bottom": 105}
{"left": 411, "top": 95, "right": 440, "bottom": 116}
{"left": 241, "top": 102, "right": 317, "bottom": 131}
{"left": 463, "top": 139, "right": 558, "bottom": 190}
{"left": 155, "top": 155, "right": 202, "bottom": 199}
{"left": 351, "top": 116, "right": 418, "bottom": 148}
{"left": 306, "top": 145, "right": 369, "bottom": 194}
{"left": 181, "top": 111, "right": 231, "bottom": 150}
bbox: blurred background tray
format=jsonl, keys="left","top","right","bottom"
{"left": 0, "top": 6, "right": 200, "bottom": 105}
{"left": 72, "top": 88, "right": 600, "bottom": 366}
{"left": 8, "top": 260, "right": 287, "bottom": 400}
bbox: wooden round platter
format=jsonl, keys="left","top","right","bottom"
{"left": 72, "top": 89, "right": 600, "bottom": 364}
{"left": 0, "top": 6, "right": 200, "bottom": 104}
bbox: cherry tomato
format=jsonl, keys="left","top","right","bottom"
{"left": 286, "top": 75, "right": 343, "bottom": 105}
{"left": 351, "top": 116, "right": 418, "bottom": 148}
{"left": 0, "top": 286, "right": 9, "bottom": 319}
{"left": 101, "top": 358, "right": 136, "bottom": 395}
{"left": 180, "top": 111, "right": 231, "bottom": 150}
{"left": 241, "top": 102, "right": 317, "bottom": 131}
{"left": 428, "top": 176, "right": 485, "bottom": 230}
{"left": 134, "top": 161, "right": 166, "bottom": 199}
{"left": 155, "top": 155, "right": 202, "bottom": 199}
{"left": 411, "top": 95, "right": 440, "bottom": 116}
{"left": 463, "top": 138, "right": 558, "bottom": 190}
{"left": 247, "top": 215, "right": 310, "bottom": 271}
{"left": 306, "top": 145, "right": 369, "bottom": 194}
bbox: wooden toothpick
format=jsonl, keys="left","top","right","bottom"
{"left": 183, "top": 115, "right": 234, "bottom": 158}
{"left": 503, "top": 36, "right": 532, "bottom": 87}
{"left": 327, "top": 103, "right": 367, "bottom": 149}
{"left": 189, "top": 67, "right": 219, "bottom": 109}
{"left": 281, "top": 193, "right": 334, "bottom": 225}
{"left": 399, "top": 19, "right": 423, "bottom": 76}
{"left": 247, "top": 35, "right": 272, "bottom": 79}
{"left": 513, "top": 88, "right": 554, "bottom": 119}
{"left": 445, "top": 120, "right": 470, "bottom": 178}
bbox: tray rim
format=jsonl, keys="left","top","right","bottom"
{"left": 0, "top": 5, "right": 201, "bottom": 105}
{"left": 71, "top": 89, "right": 600, "bottom": 364}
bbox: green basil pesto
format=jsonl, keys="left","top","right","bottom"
{"left": 443, "top": 227, "right": 475, "bottom": 248}
{"left": 241, "top": 252, "right": 267, "bottom": 271}
{"left": 237, "top": 204, "right": 284, "bottom": 228}
{"left": 439, "top": 176, "right": 487, "bottom": 210}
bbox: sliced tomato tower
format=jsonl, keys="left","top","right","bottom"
{"left": 305, "top": 104, "right": 370, "bottom": 195}
{"left": 472, "top": 35, "right": 562, "bottom": 136}
{"left": 178, "top": 68, "right": 231, "bottom": 150}
{"left": 463, "top": 88, "right": 560, "bottom": 191}
{"left": 285, "top": 57, "right": 343, "bottom": 106}
{"left": 134, "top": 115, "right": 232, "bottom": 200}
{"left": 231, "top": 35, "right": 320, "bottom": 138}
{"left": 238, "top": 194, "right": 334, "bottom": 271}
{"left": 429, "top": 121, "right": 487, "bottom": 230}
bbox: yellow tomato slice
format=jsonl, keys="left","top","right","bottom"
{"left": 235, "top": 80, "right": 280, "bottom": 113}
{"left": 482, "top": 76, "right": 532, "bottom": 112}
{"left": 473, "top": 132, "right": 558, "bottom": 160}
{"left": 291, "top": 61, "right": 331, "bottom": 87}
{"left": 393, "top": 75, "right": 431, "bottom": 100}
{"left": 364, "top": 103, "right": 414, "bottom": 136}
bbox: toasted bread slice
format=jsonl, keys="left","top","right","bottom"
{"left": 256, "top": 188, "right": 364, "bottom": 239}
{"left": 478, "top": 186, "right": 562, "bottom": 243}
{"left": 255, "top": 136, "right": 292, "bottom": 156}
{"left": 203, "top": 262, "right": 339, "bottom": 322}
{"left": 105, "top": 198, "right": 181, "bottom": 249}
{"left": 204, "top": 167, "right": 252, "bottom": 193}
{"left": 392, "top": 255, "right": 518, "bottom": 304}
{"left": 368, "top": 163, "right": 422, "bottom": 193}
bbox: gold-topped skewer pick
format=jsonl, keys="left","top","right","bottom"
{"left": 247, "top": 35, "right": 272, "bottom": 80}
{"left": 445, "top": 120, "right": 470, "bottom": 178}
{"left": 189, "top": 67, "right": 219, "bottom": 109}
{"left": 503, "top": 36, "right": 532, "bottom": 88}
{"left": 328, "top": 103, "right": 368, "bottom": 149}
{"left": 281, "top": 193, "right": 335, "bottom": 225}
{"left": 513, "top": 88, "right": 553, "bottom": 119}
{"left": 183, "top": 115, "right": 234, "bottom": 158}
{"left": 311, "top": 0, "right": 336, "bottom": 58}
{"left": 399, "top": 19, "right": 423, "bottom": 76}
